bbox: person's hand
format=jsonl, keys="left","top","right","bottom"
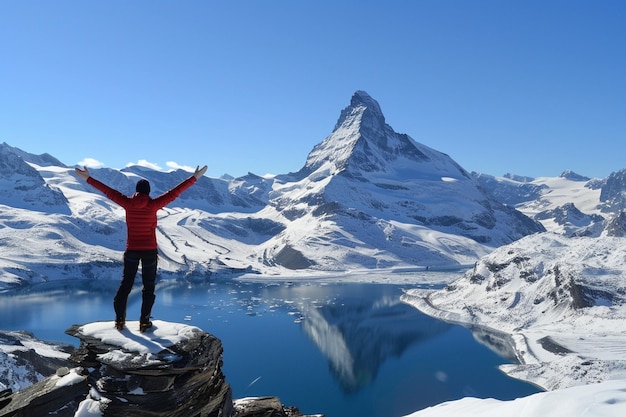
{"left": 194, "top": 165, "right": 208, "bottom": 179}
{"left": 75, "top": 166, "right": 90, "bottom": 181}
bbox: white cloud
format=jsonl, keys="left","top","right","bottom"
{"left": 126, "top": 160, "right": 163, "bottom": 171}
{"left": 166, "top": 161, "right": 194, "bottom": 172}
{"left": 77, "top": 158, "right": 105, "bottom": 168}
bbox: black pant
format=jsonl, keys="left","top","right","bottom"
{"left": 113, "top": 250, "right": 158, "bottom": 323}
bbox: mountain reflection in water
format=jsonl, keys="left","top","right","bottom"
{"left": 300, "top": 291, "right": 450, "bottom": 392}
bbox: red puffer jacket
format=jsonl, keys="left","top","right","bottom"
{"left": 87, "top": 176, "right": 197, "bottom": 250}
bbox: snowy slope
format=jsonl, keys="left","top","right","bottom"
{"left": 475, "top": 171, "right": 607, "bottom": 236}
{"left": 402, "top": 233, "right": 626, "bottom": 391}
{"left": 406, "top": 379, "right": 626, "bottom": 417}
{"left": 0, "top": 144, "right": 69, "bottom": 213}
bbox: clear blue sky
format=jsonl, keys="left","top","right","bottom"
{"left": 1, "top": 1, "right": 624, "bottom": 179}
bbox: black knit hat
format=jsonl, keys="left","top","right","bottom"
{"left": 136, "top": 179, "right": 151, "bottom": 195}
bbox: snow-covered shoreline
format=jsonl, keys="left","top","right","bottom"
{"left": 234, "top": 267, "right": 468, "bottom": 286}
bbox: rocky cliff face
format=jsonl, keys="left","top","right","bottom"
{"left": 600, "top": 168, "right": 626, "bottom": 212}
{"left": 0, "top": 321, "right": 319, "bottom": 417}
{"left": 534, "top": 202, "right": 605, "bottom": 237}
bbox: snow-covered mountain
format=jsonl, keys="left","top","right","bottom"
{"left": 402, "top": 232, "right": 626, "bottom": 392}
{"left": 1, "top": 91, "right": 623, "bottom": 291}
{"left": 0, "top": 330, "right": 72, "bottom": 392}
{"left": 0, "top": 144, "right": 69, "bottom": 214}
{"left": 0, "top": 91, "right": 552, "bottom": 289}
{"left": 474, "top": 170, "right": 609, "bottom": 236}
{"left": 265, "top": 91, "right": 544, "bottom": 270}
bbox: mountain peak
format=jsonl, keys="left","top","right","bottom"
{"left": 350, "top": 90, "right": 384, "bottom": 118}
{"left": 560, "top": 170, "right": 590, "bottom": 182}
{"left": 333, "top": 90, "right": 384, "bottom": 132}
{"left": 303, "top": 91, "right": 438, "bottom": 177}
{"left": 0, "top": 142, "right": 66, "bottom": 168}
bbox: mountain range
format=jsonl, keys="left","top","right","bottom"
{"left": 1, "top": 90, "right": 624, "bottom": 289}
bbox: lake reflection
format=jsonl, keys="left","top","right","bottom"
{"left": 297, "top": 286, "right": 450, "bottom": 392}
{"left": 0, "top": 278, "right": 540, "bottom": 417}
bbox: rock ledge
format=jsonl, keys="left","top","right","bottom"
{"left": 0, "top": 320, "right": 321, "bottom": 417}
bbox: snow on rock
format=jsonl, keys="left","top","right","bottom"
{"left": 76, "top": 320, "right": 203, "bottom": 365}
{"left": 474, "top": 172, "right": 606, "bottom": 237}
{"left": 233, "top": 396, "right": 325, "bottom": 417}
{"left": 54, "top": 367, "right": 87, "bottom": 387}
{"left": 401, "top": 233, "right": 626, "bottom": 391}
{"left": 75, "top": 319, "right": 203, "bottom": 348}
{"left": 73, "top": 397, "right": 105, "bottom": 417}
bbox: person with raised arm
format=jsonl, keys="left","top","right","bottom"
{"left": 75, "top": 164, "right": 208, "bottom": 332}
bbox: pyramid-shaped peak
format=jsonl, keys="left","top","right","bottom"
{"left": 351, "top": 90, "right": 382, "bottom": 113}
{"left": 303, "top": 91, "right": 457, "bottom": 178}
{"left": 334, "top": 90, "right": 385, "bottom": 131}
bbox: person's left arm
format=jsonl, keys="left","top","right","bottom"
{"left": 154, "top": 165, "right": 207, "bottom": 207}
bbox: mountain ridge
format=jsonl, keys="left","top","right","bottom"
{"left": 1, "top": 91, "right": 620, "bottom": 289}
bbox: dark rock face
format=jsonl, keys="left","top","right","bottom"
{"left": 0, "top": 322, "right": 233, "bottom": 417}
{"left": 600, "top": 169, "right": 626, "bottom": 212}
{"left": 0, "top": 367, "right": 89, "bottom": 416}
{"left": 535, "top": 202, "right": 605, "bottom": 237}
{"left": 604, "top": 211, "right": 626, "bottom": 237}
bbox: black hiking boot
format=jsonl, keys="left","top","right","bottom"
{"left": 139, "top": 320, "right": 153, "bottom": 333}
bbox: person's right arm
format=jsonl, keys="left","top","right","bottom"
{"left": 75, "top": 166, "right": 90, "bottom": 181}
{"left": 75, "top": 166, "right": 129, "bottom": 206}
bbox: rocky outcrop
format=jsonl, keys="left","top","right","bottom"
{"left": 0, "top": 321, "right": 320, "bottom": 417}
{"left": 233, "top": 396, "right": 322, "bottom": 417}
{"left": 604, "top": 211, "right": 626, "bottom": 237}
{"left": 599, "top": 168, "right": 626, "bottom": 212}
{"left": 67, "top": 321, "right": 233, "bottom": 417}
{"left": 534, "top": 202, "right": 605, "bottom": 237}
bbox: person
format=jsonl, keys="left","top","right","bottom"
{"left": 75, "top": 164, "right": 208, "bottom": 332}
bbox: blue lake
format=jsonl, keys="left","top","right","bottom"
{"left": 0, "top": 276, "right": 540, "bottom": 417}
